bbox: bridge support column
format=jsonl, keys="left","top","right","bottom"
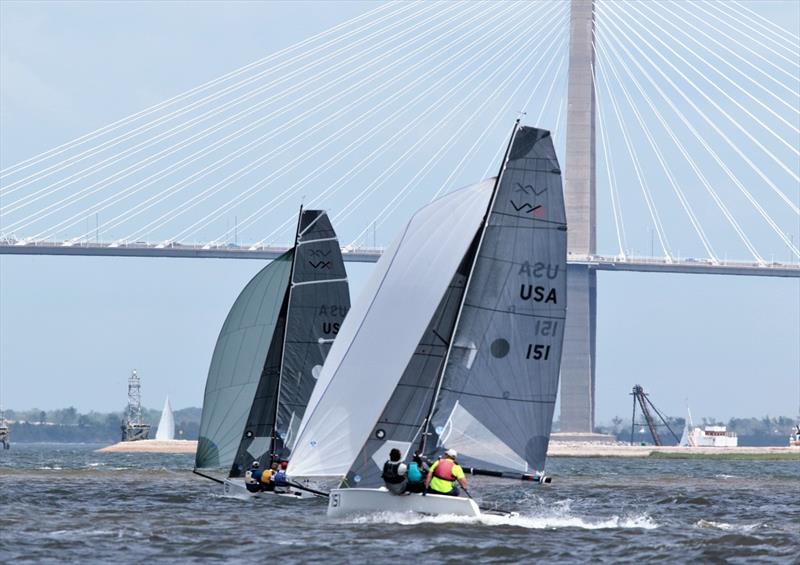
{"left": 560, "top": 264, "right": 596, "bottom": 432}
{"left": 561, "top": 0, "right": 596, "bottom": 433}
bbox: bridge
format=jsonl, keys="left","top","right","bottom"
{"left": 1, "top": 0, "right": 798, "bottom": 432}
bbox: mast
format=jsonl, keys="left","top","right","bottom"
{"left": 269, "top": 205, "right": 304, "bottom": 464}
{"left": 418, "top": 120, "right": 521, "bottom": 456}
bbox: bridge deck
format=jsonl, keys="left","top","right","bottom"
{"left": 2, "top": 242, "right": 798, "bottom": 277}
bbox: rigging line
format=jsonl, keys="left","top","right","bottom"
{"left": 598, "top": 20, "right": 796, "bottom": 261}
{"left": 693, "top": 0, "right": 800, "bottom": 67}
{"left": 342, "top": 20, "right": 568, "bottom": 243}
{"left": 727, "top": 0, "right": 800, "bottom": 46}
{"left": 430, "top": 37, "right": 567, "bottom": 204}
{"left": 141, "top": 1, "right": 529, "bottom": 245}
{"left": 596, "top": 38, "right": 762, "bottom": 264}
{"left": 242, "top": 5, "right": 553, "bottom": 247}
{"left": 595, "top": 44, "right": 718, "bottom": 261}
{"left": 599, "top": 2, "right": 800, "bottom": 215}
{"left": 0, "top": 3, "right": 427, "bottom": 196}
{"left": 633, "top": 0, "right": 800, "bottom": 129}
{"left": 198, "top": 1, "right": 551, "bottom": 245}
{"left": 33, "top": 2, "right": 500, "bottom": 242}
{"left": 1, "top": 2, "right": 445, "bottom": 211}
{"left": 592, "top": 31, "right": 673, "bottom": 260}
{"left": 0, "top": 1, "right": 405, "bottom": 179}
{"left": 620, "top": 0, "right": 800, "bottom": 155}
{"left": 592, "top": 64, "right": 627, "bottom": 258}
{"left": 663, "top": 0, "right": 799, "bottom": 98}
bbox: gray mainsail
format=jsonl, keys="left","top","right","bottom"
{"left": 195, "top": 251, "right": 293, "bottom": 471}
{"left": 274, "top": 210, "right": 350, "bottom": 461}
{"left": 426, "top": 126, "right": 567, "bottom": 473}
{"left": 195, "top": 209, "right": 349, "bottom": 477}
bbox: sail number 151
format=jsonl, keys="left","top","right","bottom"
{"left": 526, "top": 343, "right": 551, "bottom": 360}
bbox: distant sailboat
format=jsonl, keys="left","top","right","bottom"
{"left": 155, "top": 396, "right": 175, "bottom": 441}
{"left": 288, "top": 122, "right": 567, "bottom": 517}
{"left": 193, "top": 209, "right": 350, "bottom": 496}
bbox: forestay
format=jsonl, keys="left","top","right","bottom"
{"left": 288, "top": 180, "right": 494, "bottom": 479}
{"left": 427, "top": 126, "right": 567, "bottom": 474}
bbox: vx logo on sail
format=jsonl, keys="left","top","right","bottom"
{"left": 510, "top": 183, "right": 547, "bottom": 218}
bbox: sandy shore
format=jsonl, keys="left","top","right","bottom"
{"left": 95, "top": 440, "right": 198, "bottom": 454}
{"left": 547, "top": 442, "right": 800, "bottom": 459}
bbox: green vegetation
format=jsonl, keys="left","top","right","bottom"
{"left": 3, "top": 406, "right": 201, "bottom": 443}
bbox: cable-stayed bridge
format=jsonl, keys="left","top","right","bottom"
{"left": 1, "top": 0, "right": 798, "bottom": 432}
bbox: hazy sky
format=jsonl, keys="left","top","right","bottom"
{"left": 1, "top": 1, "right": 798, "bottom": 424}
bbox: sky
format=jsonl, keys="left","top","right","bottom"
{"left": 0, "top": 0, "right": 798, "bottom": 424}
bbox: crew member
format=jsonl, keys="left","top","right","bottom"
{"left": 273, "top": 461, "right": 289, "bottom": 488}
{"left": 244, "top": 461, "right": 263, "bottom": 493}
{"left": 406, "top": 451, "right": 428, "bottom": 494}
{"left": 424, "top": 449, "right": 467, "bottom": 496}
{"left": 260, "top": 462, "right": 279, "bottom": 491}
{"left": 381, "top": 448, "right": 408, "bottom": 495}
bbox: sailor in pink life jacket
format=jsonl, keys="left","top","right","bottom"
{"left": 424, "top": 449, "right": 468, "bottom": 496}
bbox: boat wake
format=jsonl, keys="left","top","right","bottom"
{"left": 346, "top": 508, "right": 658, "bottom": 530}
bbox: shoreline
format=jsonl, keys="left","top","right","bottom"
{"left": 547, "top": 442, "right": 800, "bottom": 460}
{"left": 95, "top": 439, "right": 198, "bottom": 453}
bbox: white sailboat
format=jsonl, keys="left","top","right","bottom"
{"left": 155, "top": 396, "right": 175, "bottom": 441}
{"left": 193, "top": 209, "right": 350, "bottom": 497}
{"left": 288, "top": 122, "right": 567, "bottom": 517}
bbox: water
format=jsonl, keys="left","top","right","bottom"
{"left": 1, "top": 444, "right": 798, "bottom": 563}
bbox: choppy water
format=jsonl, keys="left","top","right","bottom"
{"left": 1, "top": 444, "right": 798, "bottom": 563}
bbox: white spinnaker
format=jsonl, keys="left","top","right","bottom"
{"left": 155, "top": 396, "right": 175, "bottom": 441}
{"left": 288, "top": 179, "right": 494, "bottom": 479}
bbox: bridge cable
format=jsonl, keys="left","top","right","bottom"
{"left": 0, "top": 1, "right": 416, "bottom": 189}
{"left": 600, "top": 1, "right": 800, "bottom": 216}
{"left": 1, "top": 1, "right": 440, "bottom": 216}
{"left": 595, "top": 36, "right": 763, "bottom": 264}
{"left": 597, "top": 9, "right": 798, "bottom": 260}
{"left": 726, "top": 0, "right": 800, "bottom": 48}
{"left": 237, "top": 1, "right": 559, "bottom": 247}
{"left": 620, "top": 0, "right": 799, "bottom": 160}
{"left": 0, "top": 1, "right": 405, "bottom": 180}
{"left": 189, "top": 1, "right": 548, "bottom": 245}
{"left": 595, "top": 42, "right": 719, "bottom": 262}
{"left": 26, "top": 2, "right": 492, "bottom": 241}
{"left": 342, "top": 19, "right": 570, "bottom": 245}
{"left": 630, "top": 0, "right": 799, "bottom": 132}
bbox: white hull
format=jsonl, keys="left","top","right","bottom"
{"left": 327, "top": 487, "right": 480, "bottom": 518}
{"left": 222, "top": 478, "right": 316, "bottom": 499}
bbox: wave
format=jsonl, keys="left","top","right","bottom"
{"left": 695, "top": 519, "right": 762, "bottom": 533}
{"left": 347, "top": 509, "right": 658, "bottom": 530}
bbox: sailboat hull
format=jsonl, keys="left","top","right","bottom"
{"left": 222, "top": 478, "right": 316, "bottom": 499}
{"left": 327, "top": 488, "right": 480, "bottom": 518}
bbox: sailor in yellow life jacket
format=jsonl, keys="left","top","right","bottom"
{"left": 424, "top": 449, "right": 468, "bottom": 496}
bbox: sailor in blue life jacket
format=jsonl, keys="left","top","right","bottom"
{"left": 244, "top": 461, "right": 263, "bottom": 493}
{"left": 425, "top": 449, "right": 468, "bottom": 496}
{"left": 273, "top": 461, "right": 289, "bottom": 488}
{"left": 381, "top": 448, "right": 408, "bottom": 495}
{"left": 405, "top": 451, "right": 429, "bottom": 494}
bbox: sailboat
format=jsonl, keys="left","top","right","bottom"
{"left": 287, "top": 122, "right": 567, "bottom": 517}
{"left": 155, "top": 396, "right": 175, "bottom": 441}
{"left": 193, "top": 209, "right": 350, "bottom": 497}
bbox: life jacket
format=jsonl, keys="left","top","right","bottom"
{"left": 382, "top": 460, "right": 405, "bottom": 484}
{"left": 433, "top": 458, "right": 455, "bottom": 482}
{"left": 274, "top": 470, "right": 287, "bottom": 485}
{"left": 244, "top": 468, "right": 260, "bottom": 485}
{"left": 407, "top": 462, "right": 423, "bottom": 483}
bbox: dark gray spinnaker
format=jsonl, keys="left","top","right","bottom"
{"left": 195, "top": 210, "right": 349, "bottom": 478}
{"left": 344, "top": 124, "right": 567, "bottom": 486}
